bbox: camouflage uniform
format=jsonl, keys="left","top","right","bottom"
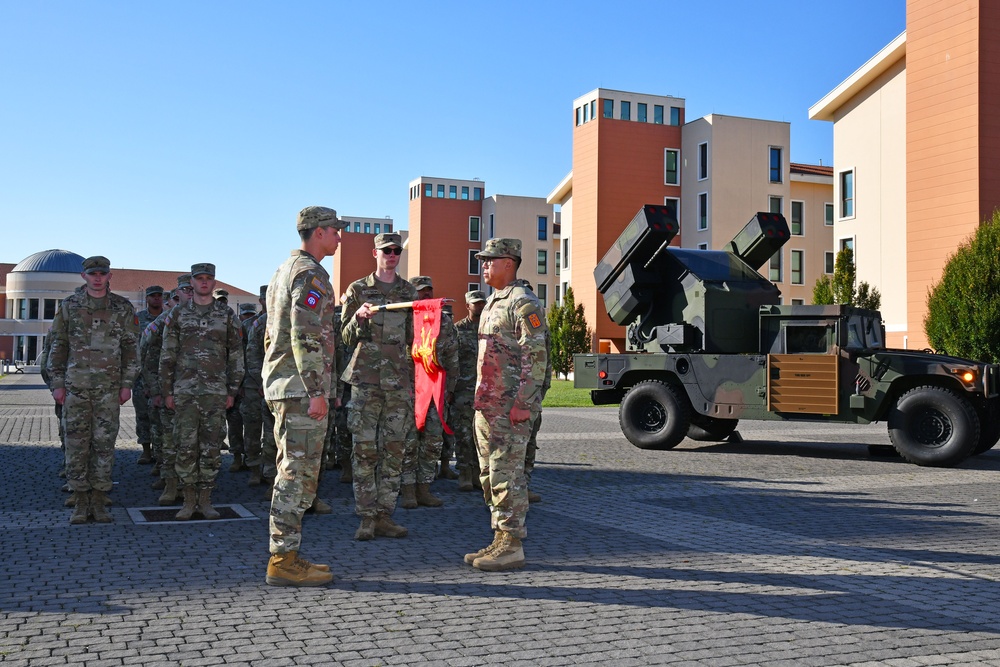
{"left": 474, "top": 273, "right": 548, "bottom": 540}
{"left": 160, "top": 287, "right": 244, "bottom": 490}
{"left": 452, "top": 309, "right": 482, "bottom": 479}
{"left": 135, "top": 287, "right": 165, "bottom": 464}
{"left": 401, "top": 309, "right": 459, "bottom": 486}
{"left": 341, "top": 264, "right": 418, "bottom": 519}
{"left": 37, "top": 329, "right": 65, "bottom": 454}
{"left": 47, "top": 263, "right": 139, "bottom": 497}
{"left": 246, "top": 311, "right": 275, "bottom": 478}
{"left": 263, "top": 210, "right": 342, "bottom": 556}
{"left": 524, "top": 328, "right": 553, "bottom": 488}
{"left": 240, "top": 299, "right": 265, "bottom": 473}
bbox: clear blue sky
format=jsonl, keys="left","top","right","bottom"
{"left": 0, "top": 1, "right": 905, "bottom": 293}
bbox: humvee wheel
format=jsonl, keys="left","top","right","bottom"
{"left": 687, "top": 416, "right": 739, "bottom": 442}
{"left": 973, "top": 399, "right": 1000, "bottom": 455}
{"left": 887, "top": 386, "right": 979, "bottom": 466}
{"left": 619, "top": 380, "right": 691, "bottom": 450}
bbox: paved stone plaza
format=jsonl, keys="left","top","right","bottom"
{"left": 3, "top": 371, "right": 1000, "bottom": 666}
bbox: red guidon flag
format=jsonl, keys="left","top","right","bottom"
{"left": 412, "top": 298, "right": 453, "bottom": 434}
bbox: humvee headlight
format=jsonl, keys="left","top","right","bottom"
{"left": 950, "top": 368, "right": 977, "bottom": 384}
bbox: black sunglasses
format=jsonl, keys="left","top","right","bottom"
{"left": 380, "top": 247, "right": 403, "bottom": 255}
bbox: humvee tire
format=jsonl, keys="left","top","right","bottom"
{"left": 619, "top": 380, "right": 690, "bottom": 450}
{"left": 972, "top": 399, "right": 1000, "bottom": 455}
{"left": 887, "top": 386, "right": 978, "bottom": 467}
{"left": 687, "top": 416, "right": 739, "bottom": 442}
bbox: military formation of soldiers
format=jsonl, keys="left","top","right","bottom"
{"left": 39, "top": 206, "right": 549, "bottom": 585}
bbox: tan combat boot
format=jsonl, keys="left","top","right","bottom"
{"left": 438, "top": 460, "right": 458, "bottom": 480}
{"left": 338, "top": 457, "right": 353, "bottom": 484}
{"left": 473, "top": 532, "right": 525, "bottom": 571}
{"left": 415, "top": 483, "right": 443, "bottom": 507}
{"left": 457, "top": 467, "right": 474, "bottom": 492}
{"left": 248, "top": 465, "right": 262, "bottom": 486}
{"left": 399, "top": 484, "right": 418, "bottom": 509}
{"left": 151, "top": 477, "right": 165, "bottom": 490}
{"left": 296, "top": 553, "right": 331, "bottom": 572}
{"left": 64, "top": 490, "right": 81, "bottom": 508}
{"left": 354, "top": 516, "right": 376, "bottom": 541}
{"left": 175, "top": 486, "right": 197, "bottom": 520}
{"left": 373, "top": 513, "right": 408, "bottom": 538}
{"left": 228, "top": 452, "right": 244, "bottom": 473}
{"left": 90, "top": 490, "right": 112, "bottom": 523}
{"left": 158, "top": 477, "right": 179, "bottom": 506}
{"left": 150, "top": 462, "right": 160, "bottom": 477}
{"left": 307, "top": 496, "right": 332, "bottom": 514}
{"left": 464, "top": 530, "right": 503, "bottom": 565}
{"left": 265, "top": 552, "right": 333, "bottom": 587}
{"left": 138, "top": 443, "right": 153, "bottom": 464}
{"left": 197, "top": 487, "right": 221, "bottom": 520}
{"left": 70, "top": 491, "right": 90, "bottom": 525}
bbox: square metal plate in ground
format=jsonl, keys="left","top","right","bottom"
{"left": 127, "top": 504, "right": 258, "bottom": 525}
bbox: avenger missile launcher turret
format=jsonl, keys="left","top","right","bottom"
{"left": 575, "top": 205, "right": 1000, "bottom": 467}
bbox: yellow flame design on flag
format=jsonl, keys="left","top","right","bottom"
{"left": 412, "top": 325, "right": 439, "bottom": 374}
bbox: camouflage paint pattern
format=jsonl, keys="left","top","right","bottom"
{"left": 268, "top": 397, "right": 326, "bottom": 553}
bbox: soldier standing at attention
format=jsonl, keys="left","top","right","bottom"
{"left": 160, "top": 263, "right": 244, "bottom": 520}
{"left": 240, "top": 287, "right": 268, "bottom": 487}
{"left": 262, "top": 206, "right": 345, "bottom": 587}
{"left": 463, "top": 239, "right": 548, "bottom": 571}
{"left": 142, "top": 275, "right": 192, "bottom": 504}
{"left": 341, "top": 232, "right": 417, "bottom": 541}
{"left": 134, "top": 285, "right": 164, "bottom": 466}
{"left": 399, "top": 276, "right": 459, "bottom": 509}
{"left": 47, "top": 256, "right": 139, "bottom": 524}
{"left": 451, "top": 290, "right": 487, "bottom": 492}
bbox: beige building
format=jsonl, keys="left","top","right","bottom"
{"left": 481, "top": 195, "right": 559, "bottom": 308}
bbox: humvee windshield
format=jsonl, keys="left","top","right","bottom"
{"left": 845, "top": 313, "right": 884, "bottom": 350}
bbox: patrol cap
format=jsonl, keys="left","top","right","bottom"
{"left": 297, "top": 206, "right": 348, "bottom": 231}
{"left": 213, "top": 288, "right": 229, "bottom": 299}
{"left": 476, "top": 238, "right": 522, "bottom": 261}
{"left": 145, "top": 285, "right": 164, "bottom": 297}
{"left": 374, "top": 232, "right": 403, "bottom": 249}
{"left": 409, "top": 276, "right": 433, "bottom": 290}
{"left": 466, "top": 290, "right": 487, "bottom": 303}
{"left": 259, "top": 285, "right": 268, "bottom": 300}
{"left": 176, "top": 273, "right": 192, "bottom": 288}
{"left": 191, "top": 263, "right": 216, "bottom": 278}
{"left": 82, "top": 256, "right": 111, "bottom": 274}
{"left": 238, "top": 303, "right": 257, "bottom": 315}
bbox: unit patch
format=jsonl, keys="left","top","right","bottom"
{"left": 304, "top": 290, "right": 322, "bottom": 309}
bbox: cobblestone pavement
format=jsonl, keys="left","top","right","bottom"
{"left": 3, "top": 370, "right": 1000, "bottom": 666}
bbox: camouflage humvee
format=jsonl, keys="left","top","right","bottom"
{"left": 575, "top": 205, "right": 1000, "bottom": 467}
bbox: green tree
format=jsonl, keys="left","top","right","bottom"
{"left": 547, "top": 287, "right": 593, "bottom": 379}
{"left": 925, "top": 211, "right": 1000, "bottom": 362}
{"left": 832, "top": 247, "right": 856, "bottom": 305}
{"left": 812, "top": 275, "right": 834, "bottom": 305}
{"left": 855, "top": 281, "right": 882, "bottom": 311}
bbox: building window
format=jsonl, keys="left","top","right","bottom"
{"left": 791, "top": 200, "right": 803, "bottom": 235}
{"left": 840, "top": 170, "right": 854, "bottom": 218}
{"left": 582, "top": 103, "right": 589, "bottom": 123}
{"left": 537, "top": 283, "right": 547, "bottom": 308}
{"left": 468, "top": 250, "right": 480, "bottom": 275}
{"left": 840, "top": 237, "right": 854, "bottom": 253}
{"left": 562, "top": 238, "right": 569, "bottom": 268}
{"left": 489, "top": 214, "right": 494, "bottom": 237}
{"left": 554, "top": 284, "right": 561, "bottom": 305}
{"left": 791, "top": 298, "right": 805, "bottom": 306}
{"left": 364, "top": 222, "right": 371, "bottom": 233}
{"left": 16, "top": 299, "right": 26, "bottom": 319}
{"left": 825, "top": 251, "right": 834, "bottom": 274}
{"left": 537, "top": 250, "right": 547, "bottom": 275}
{"left": 43, "top": 299, "right": 57, "bottom": 320}
{"left": 437, "top": 184, "right": 445, "bottom": 198}
{"left": 590, "top": 100, "right": 595, "bottom": 120}
{"left": 474, "top": 187, "right": 483, "bottom": 201}
{"left": 654, "top": 105, "right": 663, "bottom": 124}
{"left": 462, "top": 186, "right": 469, "bottom": 200}
{"left": 621, "top": 100, "right": 630, "bottom": 121}
{"left": 384, "top": 223, "right": 392, "bottom": 232}
{"left": 664, "top": 149, "right": 679, "bottom": 185}
{"left": 424, "top": 183, "right": 432, "bottom": 197}
{"left": 354, "top": 222, "right": 361, "bottom": 233}
{"left": 769, "top": 146, "right": 783, "bottom": 183}
{"left": 698, "top": 142, "right": 708, "bottom": 180}
{"left": 537, "top": 216, "right": 547, "bottom": 241}
{"left": 468, "top": 282, "right": 480, "bottom": 292}
{"left": 469, "top": 216, "right": 481, "bottom": 242}
{"left": 697, "top": 243, "right": 708, "bottom": 250}
{"left": 825, "top": 203, "right": 834, "bottom": 226}
{"left": 637, "top": 102, "right": 647, "bottom": 122}
{"left": 769, "top": 196, "right": 782, "bottom": 214}
{"left": 374, "top": 223, "right": 381, "bottom": 234}
{"left": 698, "top": 193, "right": 708, "bottom": 230}
{"left": 769, "top": 252, "right": 782, "bottom": 282}
{"left": 664, "top": 197, "right": 679, "bottom": 222}
{"left": 791, "top": 250, "right": 803, "bottom": 284}
{"left": 603, "top": 99, "right": 613, "bottom": 118}
{"left": 575, "top": 107, "right": 581, "bottom": 126}
{"left": 555, "top": 251, "right": 561, "bottom": 276}
{"left": 670, "top": 107, "right": 681, "bottom": 125}
{"left": 28, "top": 299, "right": 39, "bottom": 320}
{"left": 449, "top": 185, "right": 457, "bottom": 199}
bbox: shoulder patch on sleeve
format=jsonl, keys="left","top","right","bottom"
{"left": 516, "top": 302, "right": 545, "bottom": 331}
{"left": 310, "top": 276, "right": 328, "bottom": 294}
{"left": 302, "top": 290, "right": 322, "bottom": 310}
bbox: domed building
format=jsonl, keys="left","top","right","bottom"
{"left": 1, "top": 250, "right": 254, "bottom": 365}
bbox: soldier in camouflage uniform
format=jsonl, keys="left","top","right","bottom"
{"left": 47, "top": 256, "right": 139, "bottom": 524}
{"left": 160, "top": 263, "right": 244, "bottom": 521}
{"left": 341, "top": 232, "right": 416, "bottom": 541}
{"left": 245, "top": 287, "right": 278, "bottom": 491}
{"left": 263, "top": 206, "right": 345, "bottom": 587}
{"left": 451, "top": 290, "right": 487, "bottom": 492}
{"left": 240, "top": 287, "right": 267, "bottom": 487}
{"left": 141, "top": 275, "right": 192, "bottom": 504}
{"left": 524, "top": 323, "right": 553, "bottom": 503}
{"left": 37, "top": 328, "right": 67, "bottom": 478}
{"left": 400, "top": 276, "right": 459, "bottom": 508}
{"left": 134, "top": 285, "right": 164, "bottom": 466}
{"left": 463, "top": 239, "right": 548, "bottom": 571}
